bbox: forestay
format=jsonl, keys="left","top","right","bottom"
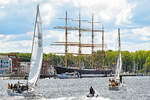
{"left": 28, "top": 5, "right": 43, "bottom": 88}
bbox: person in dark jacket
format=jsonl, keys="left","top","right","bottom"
{"left": 120, "top": 75, "right": 122, "bottom": 83}
{"left": 89, "top": 86, "right": 95, "bottom": 96}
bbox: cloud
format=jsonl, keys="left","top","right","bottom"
{"left": 0, "top": 30, "right": 64, "bottom": 53}
{"left": 0, "top": 0, "right": 149, "bottom": 53}
{"left": 44, "top": 30, "right": 65, "bottom": 41}
{"left": 0, "top": 40, "right": 32, "bottom": 53}
{"left": 116, "top": 3, "right": 136, "bottom": 25}
{"left": 132, "top": 26, "right": 150, "bottom": 37}
{"left": 0, "top": 10, "right": 6, "bottom": 19}
{"left": 72, "top": 0, "right": 136, "bottom": 25}
{"left": 0, "top": 32, "right": 31, "bottom": 53}
{"left": 131, "top": 26, "right": 150, "bottom": 41}
{"left": 0, "top": 0, "right": 136, "bottom": 26}
{"left": 123, "top": 42, "right": 150, "bottom": 52}
{"left": 140, "top": 37, "right": 150, "bottom": 41}
{"left": 0, "top": 34, "right": 16, "bottom": 41}
{"left": 0, "top": 0, "right": 56, "bottom": 25}
{"left": 40, "top": 3, "right": 55, "bottom": 25}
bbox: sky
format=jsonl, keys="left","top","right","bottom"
{"left": 0, "top": 0, "right": 150, "bottom": 54}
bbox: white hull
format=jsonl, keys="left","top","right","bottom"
{"left": 109, "top": 83, "right": 124, "bottom": 91}
{"left": 7, "top": 89, "right": 28, "bottom": 96}
{"left": 87, "top": 93, "right": 98, "bottom": 97}
{"left": 109, "top": 86, "right": 120, "bottom": 91}
{"left": 0, "top": 77, "right": 9, "bottom": 80}
{"left": 57, "top": 73, "right": 79, "bottom": 79}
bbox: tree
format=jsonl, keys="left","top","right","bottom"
{"left": 144, "top": 56, "right": 150, "bottom": 72}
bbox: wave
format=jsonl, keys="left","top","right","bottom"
{"left": 46, "top": 96, "right": 111, "bottom": 100}
{"left": 2, "top": 96, "right": 111, "bottom": 100}
{"left": 2, "top": 96, "right": 24, "bottom": 100}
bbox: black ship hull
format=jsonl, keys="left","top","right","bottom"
{"left": 54, "top": 66, "right": 112, "bottom": 75}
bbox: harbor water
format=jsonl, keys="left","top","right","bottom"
{"left": 0, "top": 76, "right": 150, "bottom": 100}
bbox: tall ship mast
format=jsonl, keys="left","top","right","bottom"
{"left": 52, "top": 11, "right": 112, "bottom": 76}
{"left": 101, "top": 25, "right": 105, "bottom": 69}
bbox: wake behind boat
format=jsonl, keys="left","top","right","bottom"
{"left": 109, "top": 28, "right": 123, "bottom": 91}
{"left": 7, "top": 5, "right": 43, "bottom": 96}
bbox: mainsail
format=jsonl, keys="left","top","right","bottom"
{"left": 115, "top": 28, "right": 122, "bottom": 80}
{"left": 28, "top": 5, "right": 43, "bottom": 88}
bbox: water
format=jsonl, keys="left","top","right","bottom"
{"left": 0, "top": 76, "right": 150, "bottom": 100}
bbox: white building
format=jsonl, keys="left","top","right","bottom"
{"left": 20, "top": 62, "right": 30, "bottom": 74}
{"left": 0, "top": 55, "right": 12, "bottom": 75}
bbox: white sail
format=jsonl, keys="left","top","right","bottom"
{"left": 115, "top": 52, "right": 122, "bottom": 80}
{"left": 115, "top": 28, "right": 122, "bottom": 81}
{"left": 28, "top": 5, "right": 43, "bottom": 88}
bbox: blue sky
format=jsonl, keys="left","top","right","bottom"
{"left": 0, "top": 0, "right": 150, "bottom": 53}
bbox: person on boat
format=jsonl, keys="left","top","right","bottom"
{"left": 109, "top": 79, "right": 112, "bottom": 86}
{"left": 89, "top": 86, "right": 95, "bottom": 96}
{"left": 111, "top": 79, "right": 118, "bottom": 87}
{"left": 8, "top": 83, "right": 11, "bottom": 89}
{"left": 120, "top": 75, "right": 122, "bottom": 83}
{"left": 10, "top": 83, "right": 13, "bottom": 89}
{"left": 15, "top": 81, "right": 21, "bottom": 93}
{"left": 13, "top": 83, "right": 17, "bottom": 91}
{"left": 21, "top": 84, "right": 28, "bottom": 91}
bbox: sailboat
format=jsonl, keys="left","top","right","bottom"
{"left": 108, "top": 28, "right": 123, "bottom": 90}
{"left": 7, "top": 5, "right": 43, "bottom": 96}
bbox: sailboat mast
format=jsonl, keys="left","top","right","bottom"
{"left": 118, "top": 28, "right": 121, "bottom": 54}
{"left": 117, "top": 28, "right": 121, "bottom": 78}
{"left": 65, "top": 11, "right": 68, "bottom": 68}
{"left": 91, "top": 15, "right": 94, "bottom": 69}
{"left": 101, "top": 25, "right": 104, "bottom": 69}
{"left": 31, "top": 5, "right": 39, "bottom": 57}
{"left": 78, "top": 13, "right": 81, "bottom": 69}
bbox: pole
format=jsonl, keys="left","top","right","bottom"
{"left": 101, "top": 25, "right": 104, "bottom": 69}
{"left": 78, "top": 13, "right": 81, "bottom": 69}
{"left": 91, "top": 15, "right": 94, "bottom": 69}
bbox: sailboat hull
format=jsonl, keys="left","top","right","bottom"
{"left": 108, "top": 86, "right": 120, "bottom": 91}
{"left": 7, "top": 89, "right": 28, "bottom": 96}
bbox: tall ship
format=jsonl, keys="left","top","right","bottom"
{"left": 51, "top": 12, "right": 112, "bottom": 77}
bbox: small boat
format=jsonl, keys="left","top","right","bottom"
{"left": 7, "top": 5, "right": 43, "bottom": 96}
{"left": 86, "top": 86, "right": 99, "bottom": 98}
{"left": 87, "top": 93, "right": 98, "bottom": 97}
{"left": 7, "top": 82, "right": 28, "bottom": 96}
{"left": 57, "top": 72, "right": 80, "bottom": 79}
{"left": 109, "top": 28, "right": 123, "bottom": 90}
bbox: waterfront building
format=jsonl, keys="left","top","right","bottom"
{"left": 0, "top": 55, "right": 12, "bottom": 75}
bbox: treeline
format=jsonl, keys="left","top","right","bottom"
{"left": 1, "top": 50, "right": 150, "bottom": 73}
